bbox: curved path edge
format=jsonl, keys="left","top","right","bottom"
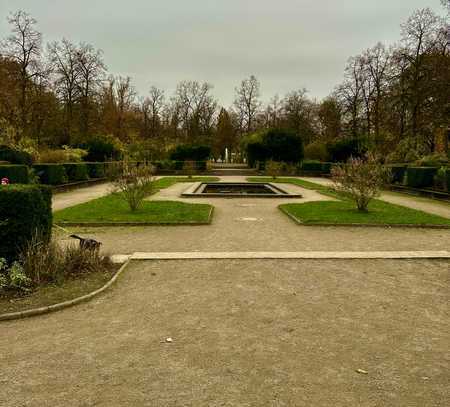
{"left": 0, "top": 260, "right": 130, "bottom": 322}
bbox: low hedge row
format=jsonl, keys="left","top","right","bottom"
{"left": 153, "top": 160, "right": 208, "bottom": 172}
{"left": 0, "top": 165, "right": 29, "bottom": 184}
{"left": 405, "top": 167, "right": 438, "bottom": 189}
{"left": 0, "top": 184, "right": 52, "bottom": 261}
{"left": 33, "top": 164, "right": 68, "bottom": 185}
{"left": 300, "top": 161, "right": 333, "bottom": 174}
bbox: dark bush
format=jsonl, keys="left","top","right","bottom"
{"left": 321, "top": 162, "right": 333, "bottom": 174}
{"left": 82, "top": 138, "right": 123, "bottom": 162}
{"left": 0, "top": 165, "right": 29, "bottom": 184}
{"left": 85, "top": 162, "right": 106, "bottom": 178}
{"left": 387, "top": 164, "right": 407, "bottom": 184}
{"left": 406, "top": 167, "right": 438, "bottom": 188}
{"left": 0, "top": 145, "right": 33, "bottom": 166}
{"left": 247, "top": 142, "right": 269, "bottom": 168}
{"left": 262, "top": 129, "right": 304, "bottom": 163}
{"left": 63, "top": 163, "right": 89, "bottom": 182}
{"left": 0, "top": 185, "right": 52, "bottom": 261}
{"left": 301, "top": 160, "right": 323, "bottom": 173}
{"left": 33, "top": 164, "right": 68, "bottom": 185}
{"left": 327, "top": 138, "right": 365, "bottom": 162}
{"left": 169, "top": 145, "right": 211, "bottom": 162}
{"left": 443, "top": 168, "right": 450, "bottom": 192}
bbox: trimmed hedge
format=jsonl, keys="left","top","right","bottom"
{"left": 85, "top": 162, "right": 105, "bottom": 178}
{"left": 301, "top": 161, "right": 323, "bottom": 173}
{"left": 0, "top": 185, "right": 52, "bottom": 261}
{"left": 406, "top": 167, "right": 438, "bottom": 188}
{"left": 446, "top": 169, "right": 450, "bottom": 192}
{"left": 0, "top": 145, "right": 33, "bottom": 166}
{"left": 0, "top": 165, "right": 29, "bottom": 184}
{"left": 321, "top": 162, "right": 333, "bottom": 174}
{"left": 387, "top": 164, "right": 407, "bottom": 184}
{"left": 33, "top": 164, "right": 68, "bottom": 185}
{"left": 63, "top": 163, "right": 89, "bottom": 181}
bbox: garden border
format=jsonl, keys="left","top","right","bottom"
{"left": 0, "top": 260, "right": 130, "bottom": 322}
{"left": 278, "top": 205, "right": 450, "bottom": 229}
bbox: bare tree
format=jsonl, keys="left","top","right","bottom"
{"left": 148, "top": 86, "right": 165, "bottom": 139}
{"left": 48, "top": 39, "right": 81, "bottom": 142}
{"left": 233, "top": 75, "right": 261, "bottom": 134}
{"left": 1, "top": 11, "right": 42, "bottom": 136}
{"left": 173, "top": 80, "right": 217, "bottom": 144}
{"left": 114, "top": 76, "right": 136, "bottom": 141}
{"left": 75, "top": 43, "right": 105, "bottom": 137}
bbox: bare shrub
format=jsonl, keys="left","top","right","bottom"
{"left": 331, "top": 154, "right": 391, "bottom": 212}
{"left": 63, "top": 245, "right": 112, "bottom": 276}
{"left": 111, "top": 161, "right": 154, "bottom": 211}
{"left": 183, "top": 160, "right": 197, "bottom": 179}
{"left": 20, "top": 233, "right": 65, "bottom": 285}
{"left": 265, "top": 160, "right": 282, "bottom": 179}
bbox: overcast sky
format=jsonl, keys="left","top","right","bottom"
{"left": 0, "top": 0, "right": 446, "bottom": 106}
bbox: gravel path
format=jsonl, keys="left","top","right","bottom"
{"left": 2, "top": 259, "right": 449, "bottom": 406}
{"left": 60, "top": 179, "right": 450, "bottom": 254}
{"left": 52, "top": 182, "right": 113, "bottom": 211}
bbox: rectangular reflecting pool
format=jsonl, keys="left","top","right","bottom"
{"left": 181, "top": 182, "right": 302, "bottom": 198}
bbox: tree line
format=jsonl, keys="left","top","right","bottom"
{"left": 0, "top": 3, "right": 449, "bottom": 162}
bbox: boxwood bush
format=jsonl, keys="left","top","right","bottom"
{"left": 0, "top": 165, "right": 29, "bottom": 184}
{"left": 63, "top": 163, "right": 89, "bottom": 181}
{"left": 0, "top": 185, "right": 52, "bottom": 261}
{"left": 85, "top": 162, "right": 106, "bottom": 178}
{"left": 406, "top": 167, "right": 438, "bottom": 188}
{"left": 33, "top": 164, "right": 68, "bottom": 185}
{"left": 446, "top": 168, "right": 450, "bottom": 191}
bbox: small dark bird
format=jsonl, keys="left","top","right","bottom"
{"left": 70, "top": 235, "right": 102, "bottom": 252}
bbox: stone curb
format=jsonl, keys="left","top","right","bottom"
{"left": 278, "top": 205, "right": 450, "bottom": 229}
{"left": 0, "top": 260, "right": 130, "bottom": 322}
{"left": 129, "top": 251, "right": 450, "bottom": 260}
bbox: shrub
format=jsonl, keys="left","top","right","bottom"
{"left": 33, "top": 164, "right": 68, "bottom": 185}
{"left": 332, "top": 154, "right": 391, "bottom": 212}
{"left": 183, "top": 160, "right": 197, "bottom": 179}
{"left": 262, "top": 129, "right": 304, "bottom": 163}
{"left": 321, "top": 162, "right": 333, "bottom": 175}
{"left": 111, "top": 162, "right": 154, "bottom": 211}
{"left": 265, "top": 160, "right": 282, "bottom": 179}
{"left": 0, "top": 185, "right": 52, "bottom": 262}
{"left": 246, "top": 129, "right": 304, "bottom": 166}
{"left": 446, "top": 168, "right": 450, "bottom": 192}
{"left": 405, "top": 167, "right": 438, "bottom": 188}
{"left": 386, "top": 164, "right": 407, "bottom": 184}
{"left": 169, "top": 145, "right": 211, "bottom": 162}
{"left": 82, "top": 136, "right": 124, "bottom": 162}
{"left": 301, "top": 160, "right": 323, "bottom": 173}
{"left": 415, "top": 153, "right": 448, "bottom": 168}
{"left": 0, "top": 145, "right": 33, "bottom": 166}
{"left": 63, "top": 163, "right": 89, "bottom": 182}
{"left": 85, "top": 162, "right": 106, "bottom": 178}
{"left": 0, "top": 258, "right": 31, "bottom": 292}
{"left": 304, "top": 142, "right": 329, "bottom": 161}
{"left": 0, "top": 165, "right": 29, "bottom": 184}
{"left": 327, "top": 138, "right": 364, "bottom": 162}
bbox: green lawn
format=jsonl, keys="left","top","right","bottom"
{"left": 248, "top": 177, "right": 450, "bottom": 226}
{"left": 54, "top": 177, "right": 217, "bottom": 225}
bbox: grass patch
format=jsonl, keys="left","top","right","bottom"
{"left": 248, "top": 177, "right": 450, "bottom": 226}
{"left": 280, "top": 200, "right": 450, "bottom": 226}
{"left": 54, "top": 177, "right": 216, "bottom": 225}
{"left": 0, "top": 266, "right": 118, "bottom": 315}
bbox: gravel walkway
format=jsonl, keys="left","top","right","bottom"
{"left": 59, "top": 178, "right": 450, "bottom": 254}
{"left": 52, "top": 182, "right": 113, "bottom": 211}
{"left": 2, "top": 259, "right": 449, "bottom": 406}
